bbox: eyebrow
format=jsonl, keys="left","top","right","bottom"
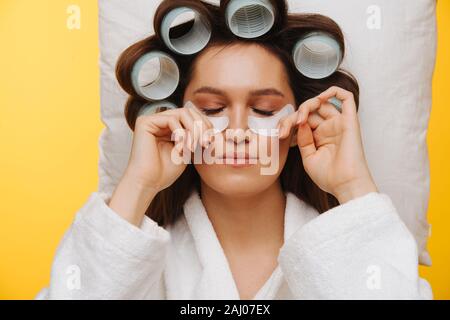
{"left": 193, "top": 86, "right": 285, "bottom": 98}
{"left": 250, "top": 88, "right": 285, "bottom": 98}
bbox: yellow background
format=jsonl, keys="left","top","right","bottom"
{"left": 0, "top": 1, "right": 449, "bottom": 299}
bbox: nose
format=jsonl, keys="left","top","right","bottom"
{"left": 224, "top": 103, "right": 250, "bottom": 144}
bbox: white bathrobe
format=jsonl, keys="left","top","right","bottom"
{"left": 35, "top": 189, "right": 432, "bottom": 300}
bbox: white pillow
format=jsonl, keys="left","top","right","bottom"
{"left": 97, "top": 0, "right": 436, "bottom": 265}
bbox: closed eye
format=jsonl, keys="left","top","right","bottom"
{"left": 201, "top": 107, "right": 225, "bottom": 116}
{"left": 251, "top": 108, "right": 275, "bottom": 116}
{"left": 200, "top": 107, "right": 276, "bottom": 116}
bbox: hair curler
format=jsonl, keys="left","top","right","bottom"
{"left": 292, "top": 32, "right": 343, "bottom": 79}
{"left": 131, "top": 51, "right": 180, "bottom": 101}
{"left": 327, "top": 97, "right": 343, "bottom": 112}
{"left": 137, "top": 101, "right": 177, "bottom": 117}
{"left": 160, "top": 6, "right": 212, "bottom": 55}
{"left": 224, "top": 0, "right": 276, "bottom": 39}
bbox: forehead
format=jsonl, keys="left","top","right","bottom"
{"left": 189, "top": 43, "right": 290, "bottom": 90}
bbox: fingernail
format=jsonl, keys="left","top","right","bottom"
{"left": 184, "top": 101, "right": 194, "bottom": 109}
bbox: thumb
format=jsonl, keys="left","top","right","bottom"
{"left": 297, "top": 122, "right": 317, "bottom": 161}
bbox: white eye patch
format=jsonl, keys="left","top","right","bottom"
{"left": 248, "top": 104, "right": 296, "bottom": 137}
{"left": 184, "top": 101, "right": 229, "bottom": 134}
{"left": 206, "top": 116, "right": 229, "bottom": 134}
{"left": 184, "top": 99, "right": 339, "bottom": 137}
{"left": 185, "top": 101, "right": 296, "bottom": 136}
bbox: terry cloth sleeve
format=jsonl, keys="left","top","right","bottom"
{"left": 35, "top": 191, "right": 170, "bottom": 300}
{"left": 278, "top": 192, "right": 433, "bottom": 300}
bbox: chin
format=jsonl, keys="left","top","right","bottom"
{"left": 195, "top": 163, "right": 279, "bottom": 197}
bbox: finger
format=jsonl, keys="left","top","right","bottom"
{"left": 307, "top": 112, "right": 326, "bottom": 130}
{"left": 170, "top": 126, "right": 187, "bottom": 155}
{"left": 186, "top": 107, "right": 213, "bottom": 148}
{"left": 314, "top": 117, "right": 343, "bottom": 142}
{"left": 185, "top": 102, "right": 214, "bottom": 129}
{"left": 138, "top": 107, "right": 192, "bottom": 153}
{"left": 165, "top": 117, "right": 186, "bottom": 153}
{"left": 317, "top": 101, "right": 341, "bottom": 120}
{"left": 277, "top": 110, "right": 299, "bottom": 140}
{"left": 140, "top": 114, "right": 188, "bottom": 155}
{"left": 176, "top": 109, "right": 197, "bottom": 152}
{"left": 297, "top": 121, "right": 317, "bottom": 161}
{"left": 186, "top": 107, "right": 204, "bottom": 150}
{"left": 138, "top": 114, "right": 182, "bottom": 136}
{"left": 296, "top": 97, "right": 322, "bottom": 125}
{"left": 183, "top": 101, "right": 213, "bottom": 150}
{"left": 182, "top": 100, "right": 214, "bottom": 129}
{"left": 318, "top": 86, "right": 356, "bottom": 117}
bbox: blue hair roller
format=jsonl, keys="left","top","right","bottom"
{"left": 138, "top": 101, "right": 177, "bottom": 117}
{"left": 328, "top": 97, "right": 343, "bottom": 112}
{"left": 160, "top": 7, "right": 212, "bottom": 55}
{"left": 131, "top": 51, "right": 180, "bottom": 101}
{"left": 225, "top": 0, "right": 275, "bottom": 39}
{"left": 293, "top": 32, "right": 343, "bottom": 79}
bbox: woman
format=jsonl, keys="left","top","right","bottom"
{"left": 36, "top": 0, "right": 432, "bottom": 299}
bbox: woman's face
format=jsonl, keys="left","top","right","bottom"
{"left": 183, "top": 43, "right": 297, "bottom": 197}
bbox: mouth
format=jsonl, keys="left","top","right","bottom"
{"left": 220, "top": 153, "right": 258, "bottom": 166}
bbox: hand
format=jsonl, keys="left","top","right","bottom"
{"left": 279, "top": 86, "right": 378, "bottom": 204}
{"left": 124, "top": 103, "right": 213, "bottom": 193}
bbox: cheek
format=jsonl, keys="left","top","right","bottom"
{"left": 254, "top": 134, "right": 291, "bottom": 164}
{"left": 278, "top": 135, "right": 292, "bottom": 160}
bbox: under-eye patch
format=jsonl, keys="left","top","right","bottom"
{"left": 248, "top": 104, "right": 296, "bottom": 137}
{"left": 184, "top": 101, "right": 230, "bottom": 134}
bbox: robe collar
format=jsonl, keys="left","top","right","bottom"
{"left": 182, "top": 188, "right": 315, "bottom": 299}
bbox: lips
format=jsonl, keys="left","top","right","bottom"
{"left": 218, "top": 152, "right": 259, "bottom": 166}
{"left": 221, "top": 152, "right": 258, "bottom": 160}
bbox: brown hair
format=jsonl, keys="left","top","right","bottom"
{"left": 116, "top": 0, "right": 360, "bottom": 227}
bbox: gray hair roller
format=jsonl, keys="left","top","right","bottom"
{"left": 160, "top": 6, "right": 212, "bottom": 55}
{"left": 225, "top": 0, "right": 275, "bottom": 39}
{"left": 292, "top": 32, "right": 343, "bottom": 79}
{"left": 131, "top": 51, "right": 180, "bottom": 101}
{"left": 137, "top": 101, "right": 177, "bottom": 117}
